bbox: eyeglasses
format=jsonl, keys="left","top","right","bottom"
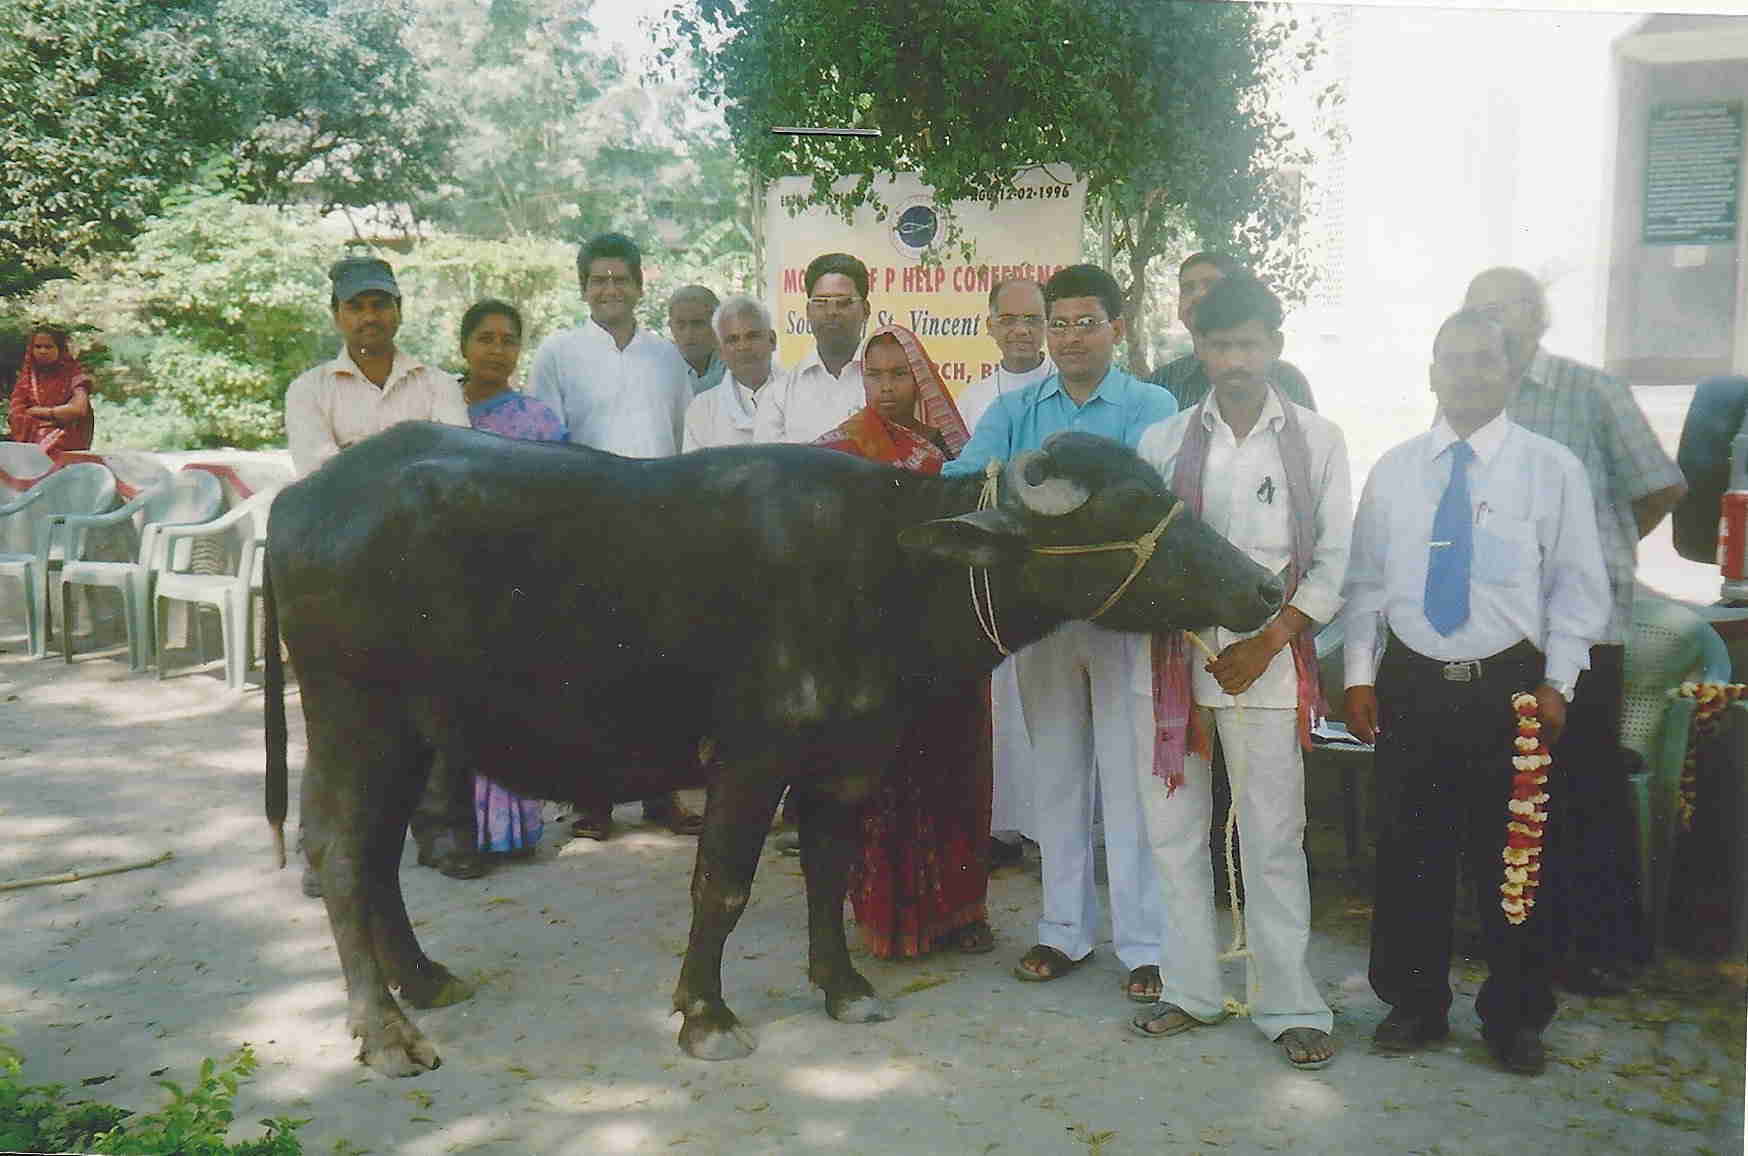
{"left": 1047, "top": 316, "right": 1111, "bottom": 334}
{"left": 992, "top": 313, "right": 1046, "bottom": 329}
{"left": 807, "top": 294, "right": 863, "bottom": 311}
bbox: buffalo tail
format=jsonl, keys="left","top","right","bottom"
{"left": 264, "top": 551, "right": 288, "bottom": 869}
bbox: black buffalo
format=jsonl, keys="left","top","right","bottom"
{"left": 264, "top": 421, "right": 1281, "bottom": 1075}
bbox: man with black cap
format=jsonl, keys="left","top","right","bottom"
{"left": 286, "top": 255, "right": 476, "bottom": 893}
{"left": 285, "top": 255, "right": 468, "bottom": 475}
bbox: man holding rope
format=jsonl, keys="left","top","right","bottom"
{"left": 1342, "top": 309, "right": 1608, "bottom": 1075}
{"left": 1133, "top": 272, "right": 1350, "bottom": 1069}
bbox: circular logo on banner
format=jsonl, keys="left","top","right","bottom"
{"left": 891, "top": 199, "right": 940, "bottom": 259}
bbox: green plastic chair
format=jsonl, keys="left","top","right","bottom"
{"left": 1621, "top": 589, "right": 1735, "bottom": 955}
{"left": 56, "top": 470, "right": 224, "bottom": 670}
{"left": 0, "top": 464, "right": 116, "bottom": 656}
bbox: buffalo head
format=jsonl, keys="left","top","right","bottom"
{"left": 899, "top": 431, "right": 1283, "bottom": 634}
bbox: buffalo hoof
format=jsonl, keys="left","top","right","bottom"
{"left": 825, "top": 991, "right": 895, "bottom": 1024}
{"left": 399, "top": 963, "right": 474, "bottom": 1010}
{"left": 678, "top": 1008, "right": 757, "bottom": 1061}
{"left": 356, "top": 1016, "right": 442, "bottom": 1078}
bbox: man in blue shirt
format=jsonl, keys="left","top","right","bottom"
{"left": 946, "top": 265, "right": 1178, "bottom": 1003}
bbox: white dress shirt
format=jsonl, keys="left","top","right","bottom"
{"left": 955, "top": 355, "right": 1055, "bottom": 434}
{"left": 751, "top": 345, "right": 865, "bottom": 444}
{"left": 1341, "top": 414, "right": 1610, "bottom": 690}
{"left": 1138, "top": 392, "right": 1352, "bottom": 708}
{"left": 682, "top": 368, "right": 778, "bottom": 452}
{"left": 529, "top": 322, "right": 690, "bottom": 456}
{"left": 284, "top": 348, "right": 468, "bottom": 476}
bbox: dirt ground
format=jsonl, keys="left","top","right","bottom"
{"left": 1, "top": 636, "right": 1744, "bottom": 1156}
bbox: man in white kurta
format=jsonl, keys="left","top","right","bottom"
{"left": 682, "top": 295, "right": 781, "bottom": 452}
{"left": 529, "top": 235, "right": 690, "bottom": 459}
{"left": 527, "top": 233, "right": 699, "bottom": 839}
{"left": 955, "top": 278, "right": 1056, "bottom": 847}
{"left": 1133, "top": 273, "right": 1350, "bottom": 1067}
{"left": 751, "top": 253, "right": 870, "bottom": 444}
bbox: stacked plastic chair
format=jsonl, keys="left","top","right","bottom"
{"left": 0, "top": 464, "right": 116, "bottom": 656}
{"left": 56, "top": 470, "right": 224, "bottom": 670}
{"left": 1621, "top": 587, "right": 1736, "bottom": 954}
{"left": 153, "top": 489, "right": 276, "bottom": 690}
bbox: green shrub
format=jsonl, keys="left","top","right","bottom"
{"left": 0, "top": 1033, "right": 304, "bottom": 1155}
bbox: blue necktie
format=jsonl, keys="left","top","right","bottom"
{"left": 1424, "top": 440, "right": 1475, "bottom": 635}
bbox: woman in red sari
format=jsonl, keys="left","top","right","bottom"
{"left": 9, "top": 327, "right": 94, "bottom": 451}
{"left": 814, "top": 324, "right": 997, "bottom": 958}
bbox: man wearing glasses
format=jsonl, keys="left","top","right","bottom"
{"left": 1151, "top": 252, "right": 1316, "bottom": 413}
{"left": 530, "top": 231, "right": 702, "bottom": 839}
{"left": 1461, "top": 266, "right": 1686, "bottom": 996}
{"left": 754, "top": 252, "right": 872, "bottom": 443}
{"left": 944, "top": 264, "right": 1177, "bottom": 1005}
{"left": 956, "top": 278, "right": 1056, "bottom": 431}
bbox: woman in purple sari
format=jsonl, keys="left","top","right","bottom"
{"left": 459, "top": 299, "right": 566, "bottom": 856}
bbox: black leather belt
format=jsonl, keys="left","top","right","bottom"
{"left": 1385, "top": 634, "right": 1540, "bottom": 684}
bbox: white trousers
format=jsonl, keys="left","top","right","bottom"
{"left": 989, "top": 655, "right": 1033, "bottom": 838}
{"left": 1136, "top": 704, "right": 1331, "bottom": 1038}
{"left": 1016, "top": 621, "right": 1165, "bottom": 969}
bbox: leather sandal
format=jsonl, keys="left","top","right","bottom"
{"left": 1013, "top": 944, "right": 1091, "bottom": 982}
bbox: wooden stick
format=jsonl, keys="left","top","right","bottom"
{"left": 0, "top": 850, "right": 174, "bottom": 893}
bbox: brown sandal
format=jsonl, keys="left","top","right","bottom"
{"left": 956, "top": 920, "right": 996, "bottom": 955}
{"left": 1013, "top": 944, "right": 1091, "bottom": 982}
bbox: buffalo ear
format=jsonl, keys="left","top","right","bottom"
{"left": 899, "top": 509, "right": 1030, "bottom": 567}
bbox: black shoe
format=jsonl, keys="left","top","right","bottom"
{"left": 570, "top": 806, "right": 613, "bottom": 841}
{"left": 1371, "top": 1007, "right": 1450, "bottom": 1053}
{"left": 417, "top": 835, "right": 490, "bottom": 879}
{"left": 1485, "top": 1026, "right": 1547, "bottom": 1075}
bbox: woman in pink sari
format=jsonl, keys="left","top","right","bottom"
{"left": 814, "top": 325, "right": 996, "bottom": 958}
{"left": 9, "top": 327, "right": 94, "bottom": 451}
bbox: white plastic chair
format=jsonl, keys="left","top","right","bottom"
{"left": 0, "top": 464, "right": 116, "bottom": 656}
{"left": 0, "top": 442, "right": 53, "bottom": 483}
{"left": 0, "top": 444, "right": 55, "bottom": 553}
{"left": 153, "top": 490, "right": 274, "bottom": 690}
{"left": 1622, "top": 589, "right": 1735, "bottom": 954}
{"left": 57, "top": 470, "right": 224, "bottom": 669}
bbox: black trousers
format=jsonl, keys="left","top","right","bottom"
{"left": 1368, "top": 635, "right": 1555, "bottom": 1034}
{"left": 1541, "top": 644, "right": 1645, "bottom": 966}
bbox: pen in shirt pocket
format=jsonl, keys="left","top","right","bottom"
{"left": 1474, "top": 501, "right": 1491, "bottom": 527}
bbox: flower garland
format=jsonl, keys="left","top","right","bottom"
{"left": 1673, "top": 682, "right": 1747, "bottom": 832}
{"left": 1501, "top": 691, "right": 1551, "bottom": 926}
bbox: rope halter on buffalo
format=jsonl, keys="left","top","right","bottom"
{"left": 968, "top": 457, "right": 1185, "bottom": 656}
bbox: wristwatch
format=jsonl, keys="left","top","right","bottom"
{"left": 1542, "top": 678, "right": 1576, "bottom": 703}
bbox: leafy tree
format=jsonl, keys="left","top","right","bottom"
{"left": 410, "top": 1, "right": 756, "bottom": 266}
{"left": 668, "top": 0, "right": 1332, "bottom": 363}
{"left": 0, "top": 0, "right": 450, "bottom": 287}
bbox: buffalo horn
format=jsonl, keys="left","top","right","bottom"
{"left": 1010, "top": 450, "right": 1091, "bottom": 517}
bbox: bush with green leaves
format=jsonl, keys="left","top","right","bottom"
{"left": 0, "top": 1032, "right": 304, "bottom": 1155}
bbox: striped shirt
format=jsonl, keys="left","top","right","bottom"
{"left": 1509, "top": 349, "right": 1685, "bottom": 643}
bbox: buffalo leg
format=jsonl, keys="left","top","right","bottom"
{"left": 796, "top": 785, "right": 893, "bottom": 1024}
{"left": 303, "top": 678, "right": 440, "bottom": 1077}
{"left": 367, "top": 747, "right": 474, "bottom": 1010}
{"left": 673, "top": 769, "right": 784, "bottom": 1060}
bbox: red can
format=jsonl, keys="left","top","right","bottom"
{"left": 1719, "top": 489, "right": 1748, "bottom": 580}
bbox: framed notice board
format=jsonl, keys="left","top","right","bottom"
{"left": 1643, "top": 102, "right": 1742, "bottom": 246}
